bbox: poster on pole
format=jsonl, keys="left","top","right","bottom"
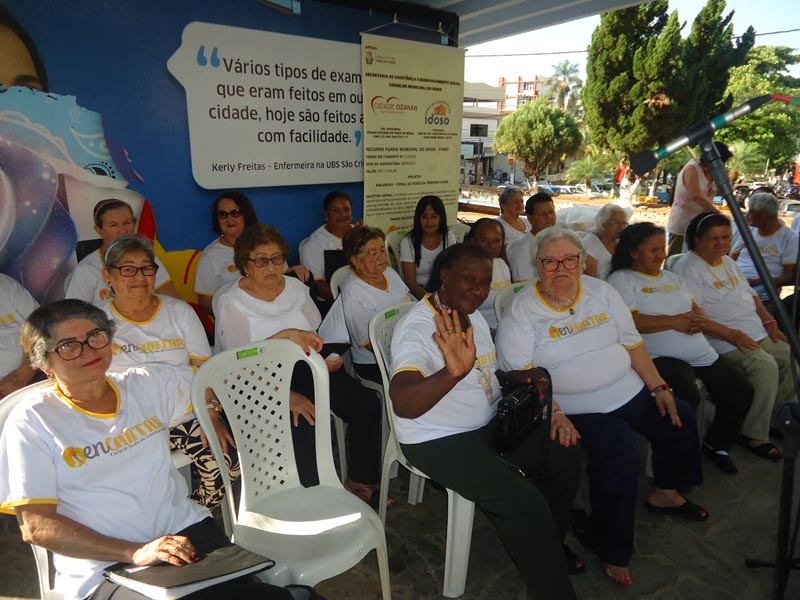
{"left": 168, "top": 23, "right": 364, "bottom": 189}
{"left": 361, "top": 34, "right": 464, "bottom": 231}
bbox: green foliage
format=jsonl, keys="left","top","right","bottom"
{"left": 566, "top": 155, "right": 611, "bottom": 186}
{"left": 716, "top": 46, "right": 800, "bottom": 170}
{"left": 583, "top": 0, "right": 754, "bottom": 157}
{"left": 545, "top": 61, "right": 583, "bottom": 113}
{"left": 494, "top": 97, "right": 582, "bottom": 180}
{"left": 725, "top": 139, "right": 766, "bottom": 179}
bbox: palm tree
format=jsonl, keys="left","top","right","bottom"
{"left": 726, "top": 140, "right": 766, "bottom": 180}
{"left": 566, "top": 155, "right": 608, "bottom": 189}
{"left": 546, "top": 61, "right": 583, "bottom": 112}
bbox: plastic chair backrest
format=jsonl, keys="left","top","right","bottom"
{"left": 494, "top": 281, "right": 533, "bottom": 322}
{"left": 384, "top": 229, "right": 409, "bottom": 272}
{"left": 664, "top": 253, "right": 685, "bottom": 272}
{"left": 329, "top": 265, "right": 351, "bottom": 299}
{"left": 191, "top": 339, "right": 334, "bottom": 532}
{"left": 156, "top": 249, "right": 202, "bottom": 304}
{"left": 449, "top": 222, "right": 471, "bottom": 243}
{"left": 369, "top": 302, "right": 416, "bottom": 414}
{"left": 0, "top": 381, "right": 65, "bottom": 600}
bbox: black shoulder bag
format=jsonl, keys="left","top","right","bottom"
{"left": 494, "top": 368, "right": 553, "bottom": 481}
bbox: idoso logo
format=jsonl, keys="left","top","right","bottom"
{"left": 425, "top": 102, "right": 450, "bottom": 126}
{"left": 370, "top": 96, "right": 417, "bottom": 113}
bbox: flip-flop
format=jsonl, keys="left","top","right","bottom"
{"left": 737, "top": 436, "right": 782, "bottom": 461}
{"left": 603, "top": 563, "right": 633, "bottom": 586}
{"left": 562, "top": 544, "right": 585, "bottom": 575}
{"left": 645, "top": 499, "right": 709, "bottom": 522}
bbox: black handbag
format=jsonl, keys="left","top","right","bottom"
{"left": 494, "top": 368, "right": 553, "bottom": 478}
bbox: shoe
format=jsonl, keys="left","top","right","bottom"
{"left": 736, "top": 435, "right": 782, "bottom": 461}
{"left": 562, "top": 544, "right": 585, "bottom": 575}
{"left": 702, "top": 441, "right": 738, "bottom": 474}
{"left": 645, "top": 499, "right": 709, "bottom": 522}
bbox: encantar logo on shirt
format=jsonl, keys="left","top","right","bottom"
{"left": 549, "top": 312, "right": 609, "bottom": 340}
{"left": 62, "top": 415, "right": 164, "bottom": 468}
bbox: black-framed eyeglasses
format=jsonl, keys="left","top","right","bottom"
{"left": 248, "top": 254, "right": 284, "bottom": 268}
{"left": 216, "top": 208, "right": 243, "bottom": 219}
{"left": 107, "top": 264, "right": 159, "bottom": 277}
{"left": 539, "top": 255, "right": 581, "bottom": 272}
{"left": 49, "top": 328, "right": 112, "bottom": 361}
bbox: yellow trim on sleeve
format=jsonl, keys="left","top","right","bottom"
{"left": 392, "top": 366, "right": 427, "bottom": 378}
{"left": 623, "top": 340, "right": 644, "bottom": 350}
{"left": 0, "top": 498, "right": 58, "bottom": 514}
{"left": 189, "top": 355, "right": 209, "bottom": 364}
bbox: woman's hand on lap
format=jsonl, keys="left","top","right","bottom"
{"left": 131, "top": 535, "right": 198, "bottom": 567}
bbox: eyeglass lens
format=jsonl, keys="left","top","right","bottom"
{"left": 217, "top": 209, "right": 243, "bottom": 219}
{"left": 53, "top": 329, "right": 112, "bottom": 360}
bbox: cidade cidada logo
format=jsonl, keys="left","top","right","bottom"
{"left": 425, "top": 101, "right": 451, "bottom": 126}
{"left": 370, "top": 96, "right": 418, "bottom": 114}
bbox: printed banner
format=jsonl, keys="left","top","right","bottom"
{"left": 168, "top": 23, "right": 364, "bottom": 188}
{"left": 361, "top": 34, "right": 464, "bottom": 231}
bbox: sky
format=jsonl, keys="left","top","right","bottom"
{"left": 464, "top": 0, "right": 800, "bottom": 85}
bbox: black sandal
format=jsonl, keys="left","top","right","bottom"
{"left": 737, "top": 435, "right": 782, "bottom": 461}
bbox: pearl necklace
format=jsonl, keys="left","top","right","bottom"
{"left": 539, "top": 285, "right": 577, "bottom": 314}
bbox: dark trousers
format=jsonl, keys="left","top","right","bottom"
{"left": 89, "top": 519, "right": 294, "bottom": 600}
{"left": 653, "top": 355, "right": 753, "bottom": 450}
{"left": 291, "top": 364, "right": 382, "bottom": 487}
{"left": 401, "top": 418, "right": 580, "bottom": 600}
{"left": 569, "top": 386, "right": 702, "bottom": 567}
{"left": 353, "top": 362, "right": 382, "bottom": 387}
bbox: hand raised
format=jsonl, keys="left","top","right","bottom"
{"left": 432, "top": 309, "right": 475, "bottom": 380}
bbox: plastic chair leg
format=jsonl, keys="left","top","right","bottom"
{"left": 442, "top": 489, "right": 475, "bottom": 598}
{"left": 376, "top": 538, "right": 393, "bottom": 600}
{"left": 332, "top": 414, "right": 347, "bottom": 483}
{"left": 408, "top": 473, "right": 426, "bottom": 505}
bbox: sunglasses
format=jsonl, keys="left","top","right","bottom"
{"left": 216, "top": 208, "right": 243, "bottom": 219}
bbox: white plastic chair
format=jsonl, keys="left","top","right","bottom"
{"left": 370, "top": 303, "right": 476, "bottom": 598}
{"left": 191, "top": 340, "right": 391, "bottom": 597}
{"left": 664, "top": 253, "right": 685, "bottom": 272}
{"left": 494, "top": 281, "right": 533, "bottom": 323}
{"left": 384, "top": 229, "right": 409, "bottom": 273}
{"left": 329, "top": 265, "right": 352, "bottom": 299}
{"left": 449, "top": 221, "right": 471, "bottom": 243}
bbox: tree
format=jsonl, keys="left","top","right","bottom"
{"left": 725, "top": 140, "right": 767, "bottom": 179}
{"left": 545, "top": 61, "right": 583, "bottom": 113}
{"left": 716, "top": 46, "right": 800, "bottom": 171}
{"left": 494, "top": 97, "right": 582, "bottom": 180}
{"left": 583, "top": 0, "right": 754, "bottom": 156}
{"left": 566, "top": 155, "right": 610, "bottom": 188}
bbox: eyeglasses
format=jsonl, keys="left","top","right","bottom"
{"left": 49, "top": 328, "right": 112, "bottom": 361}
{"left": 216, "top": 208, "right": 243, "bottom": 220}
{"left": 107, "top": 264, "right": 159, "bottom": 277}
{"left": 610, "top": 220, "right": 629, "bottom": 227}
{"left": 539, "top": 255, "right": 581, "bottom": 272}
{"left": 248, "top": 254, "right": 284, "bottom": 267}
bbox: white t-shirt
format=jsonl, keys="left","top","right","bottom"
{"left": 496, "top": 276, "right": 645, "bottom": 415}
{"left": 479, "top": 258, "right": 512, "bottom": 330}
{"left": 0, "top": 274, "right": 39, "bottom": 378}
{"left": 0, "top": 366, "right": 207, "bottom": 600}
{"left": 507, "top": 234, "right": 538, "bottom": 282}
{"left": 214, "top": 277, "right": 321, "bottom": 351}
{"left": 194, "top": 238, "right": 239, "bottom": 297}
{"left": 732, "top": 224, "right": 798, "bottom": 298}
{"left": 582, "top": 232, "right": 613, "bottom": 280}
{"left": 391, "top": 298, "right": 501, "bottom": 444}
{"left": 299, "top": 225, "right": 347, "bottom": 281}
{"left": 65, "top": 250, "right": 172, "bottom": 304}
{"left": 607, "top": 269, "right": 718, "bottom": 366}
{"left": 495, "top": 216, "right": 531, "bottom": 251}
{"left": 101, "top": 296, "right": 211, "bottom": 369}
{"left": 399, "top": 231, "right": 457, "bottom": 288}
{"left": 674, "top": 252, "right": 766, "bottom": 354}
{"left": 342, "top": 268, "right": 411, "bottom": 365}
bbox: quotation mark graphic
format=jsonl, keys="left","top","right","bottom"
{"left": 354, "top": 130, "right": 362, "bottom": 147}
{"left": 197, "top": 45, "right": 220, "bottom": 68}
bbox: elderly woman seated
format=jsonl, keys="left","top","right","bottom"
{"left": 496, "top": 226, "right": 706, "bottom": 586}
{"left": 0, "top": 299, "right": 323, "bottom": 600}
{"left": 674, "top": 211, "right": 795, "bottom": 461}
{"left": 607, "top": 223, "right": 753, "bottom": 474}
{"left": 390, "top": 243, "right": 583, "bottom": 599}
{"left": 340, "top": 226, "right": 413, "bottom": 385}
{"left": 582, "top": 204, "right": 630, "bottom": 280}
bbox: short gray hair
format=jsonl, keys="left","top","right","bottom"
{"left": 103, "top": 234, "right": 156, "bottom": 267}
{"left": 21, "top": 299, "right": 116, "bottom": 370}
{"left": 498, "top": 186, "right": 524, "bottom": 207}
{"left": 747, "top": 192, "right": 779, "bottom": 217}
{"left": 593, "top": 204, "right": 630, "bottom": 235}
{"left": 530, "top": 226, "right": 586, "bottom": 276}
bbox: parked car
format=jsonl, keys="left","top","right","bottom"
{"left": 778, "top": 199, "right": 800, "bottom": 222}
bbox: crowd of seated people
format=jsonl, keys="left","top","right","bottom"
{"left": 3, "top": 185, "right": 800, "bottom": 600}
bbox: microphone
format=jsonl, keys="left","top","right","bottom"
{"left": 630, "top": 94, "right": 773, "bottom": 176}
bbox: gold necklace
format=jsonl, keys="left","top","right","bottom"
{"left": 539, "top": 284, "right": 577, "bottom": 314}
